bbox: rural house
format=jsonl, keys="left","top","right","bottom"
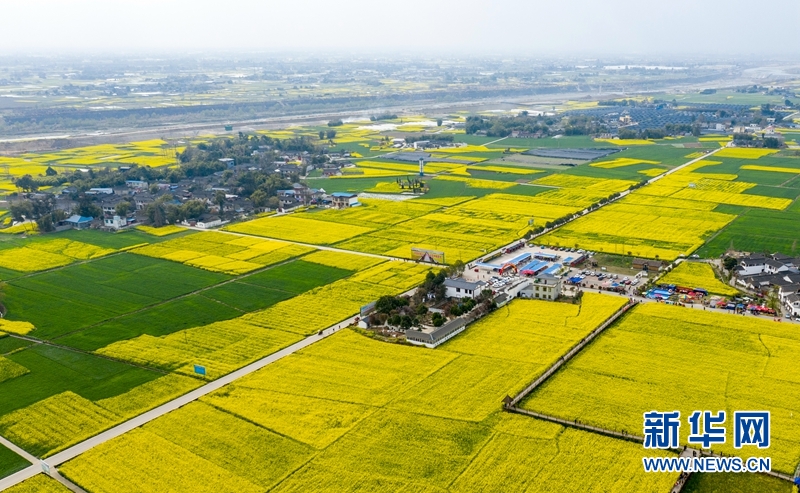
{"left": 330, "top": 192, "right": 360, "bottom": 209}
{"left": 444, "top": 278, "right": 487, "bottom": 300}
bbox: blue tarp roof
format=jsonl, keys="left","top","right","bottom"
{"left": 543, "top": 263, "right": 562, "bottom": 275}
{"left": 331, "top": 192, "right": 358, "bottom": 198}
{"left": 651, "top": 289, "right": 672, "bottom": 297}
{"left": 563, "top": 256, "right": 574, "bottom": 263}
{"left": 66, "top": 215, "right": 93, "bottom": 224}
{"left": 507, "top": 253, "right": 532, "bottom": 265}
{"left": 534, "top": 252, "right": 557, "bottom": 260}
{"left": 520, "top": 260, "right": 547, "bottom": 273}
{"left": 569, "top": 276, "right": 582, "bottom": 283}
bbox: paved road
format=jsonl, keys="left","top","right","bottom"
{"left": 0, "top": 316, "right": 358, "bottom": 491}
{"left": 645, "top": 145, "right": 724, "bottom": 185}
{"left": 0, "top": 140, "right": 758, "bottom": 490}
{"left": 0, "top": 436, "right": 36, "bottom": 464}
{"left": 572, "top": 285, "right": 800, "bottom": 325}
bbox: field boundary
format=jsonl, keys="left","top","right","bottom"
{"left": 505, "top": 299, "right": 637, "bottom": 408}
{"left": 0, "top": 281, "right": 417, "bottom": 491}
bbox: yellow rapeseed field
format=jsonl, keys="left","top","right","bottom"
{"left": 135, "top": 224, "right": 185, "bottom": 236}
{"left": 0, "top": 221, "right": 38, "bottom": 235}
{"left": 3, "top": 474, "right": 71, "bottom": 493}
{"left": 715, "top": 148, "right": 779, "bottom": 159}
{"left": 58, "top": 296, "right": 679, "bottom": 493}
{"left": 0, "top": 355, "right": 29, "bottom": 384}
{"left": 532, "top": 174, "right": 637, "bottom": 193}
{"left": 435, "top": 175, "right": 517, "bottom": 189}
{"left": 300, "top": 250, "right": 384, "bottom": 271}
{"left": 0, "top": 238, "right": 115, "bottom": 272}
{"left": 523, "top": 302, "right": 800, "bottom": 473}
{"left": 539, "top": 200, "right": 736, "bottom": 260}
{"left": 60, "top": 429, "right": 266, "bottom": 493}
{"left": 741, "top": 164, "right": 800, "bottom": 174}
{"left": 0, "top": 392, "right": 119, "bottom": 457}
{"left": 589, "top": 158, "right": 660, "bottom": 169}
{"left": 97, "top": 319, "right": 303, "bottom": 379}
{"left": 451, "top": 416, "right": 677, "bottom": 493}
{"left": 443, "top": 294, "right": 626, "bottom": 366}
{"left": 226, "top": 215, "right": 375, "bottom": 244}
{"left": 144, "top": 402, "right": 315, "bottom": 489}
{"left": 241, "top": 279, "right": 397, "bottom": 335}
{"left": 0, "top": 320, "right": 35, "bottom": 335}
{"left": 133, "top": 231, "right": 314, "bottom": 274}
{"left": 95, "top": 374, "right": 203, "bottom": 418}
{"left": 638, "top": 168, "right": 665, "bottom": 177}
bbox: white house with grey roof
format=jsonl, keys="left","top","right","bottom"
{"left": 443, "top": 278, "right": 487, "bottom": 300}
{"left": 785, "top": 294, "right": 800, "bottom": 317}
{"left": 405, "top": 318, "right": 468, "bottom": 349}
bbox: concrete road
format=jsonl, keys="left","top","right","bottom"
{"left": 0, "top": 316, "right": 359, "bottom": 491}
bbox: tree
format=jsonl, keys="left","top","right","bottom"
{"left": 75, "top": 197, "right": 101, "bottom": 218}
{"left": 723, "top": 256, "right": 738, "bottom": 272}
{"left": 45, "top": 166, "right": 58, "bottom": 176}
{"left": 36, "top": 214, "right": 55, "bottom": 233}
{"left": 431, "top": 312, "right": 445, "bottom": 327}
{"left": 376, "top": 295, "right": 407, "bottom": 314}
{"left": 15, "top": 175, "right": 37, "bottom": 192}
{"left": 436, "top": 118, "right": 443, "bottom": 126}
{"left": 9, "top": 201, "right": 34, "bottom": 222}
{"left": 267, "top": 196, "right": 281, "bottom": 210}
{"left": 250, "top": 189, "right": 268, "bottom": 209}
{"left": 766, "top": 286, "right": 781, "bottom": 314}
{"left": 445, "top": 259, "right": 465, "bottom": 278}
{"left": 145, "top": 200, "right": 168, "bottom": 227}
{"left": 326, "top": 130, "right": 337, "bottom": 140}
{"left": 214, "top": 190, "right": 227, "bottom": 215}
{"left": 318, "top": 130, "right": 325, "bottom": 140}
{"left": 181, "top": 200, "right": 207, "bottom": 220}
{"left": 115, "top": 201, "right": 131, "bottom": 217}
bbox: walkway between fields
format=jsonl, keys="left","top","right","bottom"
{"left": 0, "top": 435, "right": 86, "bottom": 493}
{"left": 646, "top": 145, "right": 724, "bottom": 185}
{"left": 471, "top": 147, "right": 722, "bottom": 264}
{"left": 0, "top": 315, "right": 358, "bottom": 491}
{"left": 506, "top": 300, "right": 636, "bottom": 408}
{"left": 0, "top": 282, "right": 419, "bottom": 491}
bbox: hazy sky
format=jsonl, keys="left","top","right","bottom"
{"left": 1, "top": 0, "right": 798, "bottom": 56}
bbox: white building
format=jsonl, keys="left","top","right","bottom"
{"left": 764, "top": 259, "right": 790, "bottom": 274}
{"left": 405, "top": 318, "right": 468, "bottom": 349}
{"left": 196, "top": 216, "right": 224, "bottom": 229}
{"left": 103, "top": 215, "right": 127, "bottom": 230}
{"left": 785, "top": 294, "right": 800, "bottom": 317}
{"left": 444, "top": 278, "right": 487, "bottom": 300}
{"left": 520, "top": 274, "right": 561, "bottom": 300}
{"left": 330, "top": 192, "right": 360, "bottom": 209}
{"left": 738, "top": 255, "right": 767, "bottom": 276}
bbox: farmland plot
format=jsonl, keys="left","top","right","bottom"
{"left": 522, "top": 302, "right": 800, "bottom": 473}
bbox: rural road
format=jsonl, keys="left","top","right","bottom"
{"left": 645, "top": 144, "right": 725, "bottom": 185}
{"left": 0, "top": 314, "right": 360, "bottom": 491}
{"left": 0, "top": 140, "right": 757, "bottom": 490}
{"left": 573, "top": 284, "right": 800, "bottom": 325}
